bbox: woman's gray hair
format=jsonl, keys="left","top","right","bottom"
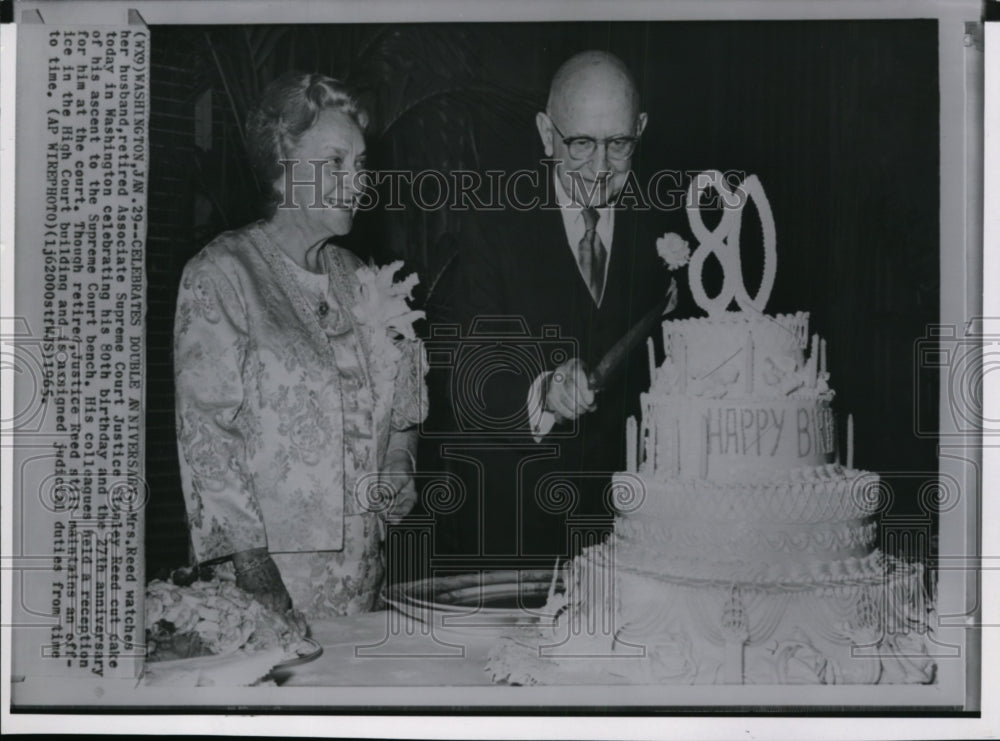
{"left": 246, "top": 72, "right": 369, "bottom": 216}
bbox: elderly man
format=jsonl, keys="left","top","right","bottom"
{"left": 441, "top": 50, "right": 684, "bottom": 566}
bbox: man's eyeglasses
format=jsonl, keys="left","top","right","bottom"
{"left": 548, "top": 118, "right": 640, "bottom": 161}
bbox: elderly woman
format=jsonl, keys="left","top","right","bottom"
{"left": 174, "top": 72, "right": 426, "bottom": 620}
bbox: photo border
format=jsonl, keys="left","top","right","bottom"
{"left": 1, "top": 0, "right": 994, "bottom": 737}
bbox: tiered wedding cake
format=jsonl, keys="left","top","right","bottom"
{"left": 486, "top": 172, "right": 936, "bottom": 685}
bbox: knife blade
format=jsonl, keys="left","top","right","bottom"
{"left": 587, "top": 277, "right": 678, "bottom": 392}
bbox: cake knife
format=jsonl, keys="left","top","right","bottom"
{"left": 586, "top": 277, "right": 678, "bottom": 392}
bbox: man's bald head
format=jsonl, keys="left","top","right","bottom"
{"left": 536, "top": 50, "right": 647, "bottom": 206}
{"left": 546, "top": 51, "right": 641, "bottom": 123}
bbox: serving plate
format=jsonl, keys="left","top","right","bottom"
{"left": 384, "top": 569, "right": 561, "bottom": 634}
{"left": 272, "top": 637, "right": 323, "bottom": 669}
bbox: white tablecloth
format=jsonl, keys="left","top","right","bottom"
{"left": 278, "top": 610, "right": 498, "bottom": 686}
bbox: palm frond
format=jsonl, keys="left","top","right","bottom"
{"left": 202, "top": 30, "right": 250, "bottom": 159}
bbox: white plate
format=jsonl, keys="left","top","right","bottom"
{"left": 384, "top": 570, "right": 561, "bottom": 634}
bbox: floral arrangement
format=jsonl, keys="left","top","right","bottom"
{"left": 657, "top": 232, "right": 691, "bottom": 271}
{"left": 145, "top": 576, "right": 305, "bottom": 660}
{"left": 351, "top": 260, "right": 424, "bottom": 396}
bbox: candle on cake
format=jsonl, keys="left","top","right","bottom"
{"left": 847, "top": 413, "right": 855, "bottom": 469}
{"left": 626, "top": 416, "right": 637, "bottom": 472}
{"left": 647, "top": 337, "right": 656, "bottom": 387}
{"left": 808, "top": 333, "right": 819, "bottom": 387}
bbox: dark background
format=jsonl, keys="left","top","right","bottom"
{"left": 145, "top": 20, "right": 940, "bottom": 578}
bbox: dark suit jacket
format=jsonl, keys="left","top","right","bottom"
{"left": 433, "top": 173, "right": 692, "bottom": 565}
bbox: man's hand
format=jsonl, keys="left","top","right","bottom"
{"left": 544, "top": 358, "right": 596, "bottom": 422}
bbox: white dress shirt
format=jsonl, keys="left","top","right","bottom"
{"left": 526, "top": 175, "right": 615, "bottom": 440}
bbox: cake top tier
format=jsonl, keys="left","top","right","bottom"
{"left": 686, "top": 170, "right": 776, "bottom": 318}
{"left": 654, "top": 310, "right": 830, "bottom": 401}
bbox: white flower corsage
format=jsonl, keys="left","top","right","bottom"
{"left": 351, "top": 260, "right": 425, "bottom": 391}
{"left": 656, "top": 232, "right": 691, "bottom": 271}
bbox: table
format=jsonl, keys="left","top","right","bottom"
{"left": 87, "top": 609, "right": 951, "bottom": 709}
{"left": 276, "top": 610, "right": 499, "bottom": 686}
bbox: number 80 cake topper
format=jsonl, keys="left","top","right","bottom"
{"left": 685, "top": 170, "right": 777, "bottom": 317}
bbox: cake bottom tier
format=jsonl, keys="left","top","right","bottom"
{"left": 486, "top": 546, "right": 937, "bottom": 686}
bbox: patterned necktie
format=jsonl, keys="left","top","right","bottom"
{"left": 579, "top": 207, "right": 607, "bottom": 304}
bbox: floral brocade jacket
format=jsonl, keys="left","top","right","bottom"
{"left": 173, "top": 222, "right": 427, "bottom": 563}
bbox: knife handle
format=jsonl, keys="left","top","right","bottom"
{"left": 586, "top": 365, "right": 602, "bottom": 393}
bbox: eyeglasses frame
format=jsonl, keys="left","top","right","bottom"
{"left": 546, "top": 115, "right": 641, "bottom": 161}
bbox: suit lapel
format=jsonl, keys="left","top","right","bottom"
{"left": 602, "top": 206, "right": 637, "bottom": 319}
{"left": 523, "top": 201, "right": 594, "bottom": 313}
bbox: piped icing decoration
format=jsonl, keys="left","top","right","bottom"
{"left": 721, "top": 585, "right": 750, "bottom": 683}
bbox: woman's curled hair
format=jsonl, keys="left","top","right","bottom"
{"left": 246, "top": 72, "right": 368, "bottom": 216}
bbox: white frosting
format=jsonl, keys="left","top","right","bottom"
{"left": 636, "top": 397, "right": 838, "bottom": 478}
{"left": 486, "top": 546, "right": 936, "bottom": 686}
{"left": 614, "top": 464, "right": 880, "bottom": 522}
{"left": 610, "top": 463, "right": 881, "bottom": 574}
{"left": 615, "top": 517, "right": 876, "bottom": 565}
{"left": 636, "top": 312, "right": 836, "bottom": 479}
{"left": 659, "top": 311, "right": 811, "bottom": 396}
